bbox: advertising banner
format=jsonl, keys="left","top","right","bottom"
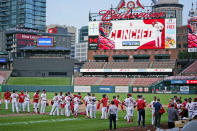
{"left": 180, "top": 86, "right": 189, "bottom": 94}
{"left": 188, "top": 17, "right": 197, "bottom": 52}
{"left": 89, "top": 18, "right": 176, "bottom": 50}
{"left": 37, "top": 38, "right": 53, "bottom": 47}
{"left": 0, "top": 58, "right": 7, "bottom": 63}
{"left": 186, "top": 80, "right": 197, "bottom": 84}
{"left": 98, "top": 86, "right": 113, "bottom": 93}
{"left": 171, "top": 80, "right": 186, "bottom": 84}
{"left": 74, "top": 86, "right": 91, "bottom": 93}
{"left": 115, "top": 86, "right": 128, "bottom": 93}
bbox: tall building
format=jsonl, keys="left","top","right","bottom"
{"left": 0, "top": 0, "right": 46, "bottom": 32}
{"left": 78, "top": 26, "right": 88, "bottom": 43}
{"left": 74, "top": 42, "right": 88, "bottom": 62}
{"left": 153, "top": 0, "right": 183, "bottom": 27}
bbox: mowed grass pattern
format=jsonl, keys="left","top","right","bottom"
{"left": 0, "top": 93, "right": 196, "bottom": 131}
{"left": 6, "top": 77, "right": 72, "bottom": 86}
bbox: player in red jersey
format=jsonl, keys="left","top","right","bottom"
{"left": 113, "top": 96, "right": 120, "bottom": 120}
{"left": 0, "top": 92, "right": 1, "bottom": 108}
{"left": 18, "top": 91, "right": 25, "bottom": 112}
{"left": 4, "top": 90, "right": 11, "bottom": 110}
{"left": 100, "top": 94, "right": 108, "bottom": 119}
{"left": 33, "top": 91, "right": 39, "bottom": 114}
{"left": 136, "top": 95, "right": 146, "bottom": 127}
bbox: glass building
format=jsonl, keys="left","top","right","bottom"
{"left": 0, "top": 0, "right": 46, "bottom": 32}
{"left": 78, "top": 26, "right": 88, "bottom": 43}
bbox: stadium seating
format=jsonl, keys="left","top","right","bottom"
{"left": 181, "top": 60, "right": 197, "bottom": 75}
{"left": 132, "top": 78, "right": 162, "bottom": 87}
{"left": 97, "top": 77, "right": 131, "bottom": 86}
{"left": 74, "top": 77, "right": 100, "bottom": 86}
{"left": 151, "top": 60, "right": 176, "bottom": 68}
{"left": 0, "top": 71, "right": 11, "bottom": 84}
{"left": 82, "top": 62, "right": 105, "bottom": 69}
{"left": 104, "top": 62, "right": 150, "bottom": 69}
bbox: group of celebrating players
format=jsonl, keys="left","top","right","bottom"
{"left": 0, "top": 90, "right": 197, "bottom": 127}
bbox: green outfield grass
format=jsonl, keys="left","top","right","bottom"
{"left": 0, "top": 93, "right": 196, "bottom": 131}
{"left": 6, "top": 77, "right": 72, "bottom": 86}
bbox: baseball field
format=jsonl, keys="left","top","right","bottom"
{"left": 0, "top": 93, "right": 196, "bottom": 131}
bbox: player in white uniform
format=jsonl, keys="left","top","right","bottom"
{"left": 65, "top": 93, "right": 71, "bottom": 117}
{"left": 92, "top": 93, "right": 97, "bottom": 118}
{"left": 84, "top": 93, "right": 92, "bottom": 118}
{"left": 124, "top": 94, "right": 136, "bottom": 123}
{"left": 149, "top": 96, "right": 157, "bottom": 125}
{"left": 59, "top": 92, "right": 65, "bottom": 116}
{"left": 24, "top": 91, "right": 30, "bottom": 113}
{"left": 40, "top": 90, "right": 47, "bottom": 114}
{"left": 152, "top": 21, "right": 164, "bottom": 48}
{"left": 50, "top": 93, "right": 60, "bottom": 116}
{"left": 191, "top": 97, "right": 197, "bottom": 119}
{"left": 73, "top": 96, "right": 80, "bottom": 117}
{"left": 10, "top": 90, "right": 19, "bottom": 113}
{"left": 186, "top": 98, "right": 193, "bottom": 119}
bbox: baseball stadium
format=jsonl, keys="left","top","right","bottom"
{"left": 0, "top": 0, "right": 197, "bottom": 131}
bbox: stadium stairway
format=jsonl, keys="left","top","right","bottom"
{"left": 129, "top": 78, "right": 135, "bottom": 86}
{"left": 180, "top": 60, "right": 197, "bottom": 75}
{"left": 0, "top": 71, "right": 12, "bottom": 84}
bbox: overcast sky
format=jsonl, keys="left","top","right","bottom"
{"left": 46, "top": 0, "right": 194, "bottom": 29}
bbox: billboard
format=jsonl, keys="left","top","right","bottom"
{"left": 188, "top": 18, "right": 197, "bottom": 52}
{"left": 17, "top": 34, "right": 40, "bottom": 47}
{"left": 0, "top": 58, "right": 7, "bottom": 63}
{"left": 37, "top": 38, "right": 53, "bottom": 47}
{"left": 88, "top": 18, "right": 176, "bottom": 50}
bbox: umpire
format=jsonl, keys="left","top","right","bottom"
{"left": 109, "top": 101, "right": 118, "bottom": 130}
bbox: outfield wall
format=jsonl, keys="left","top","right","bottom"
{"left": 1, "top": 85, "right": 196, "bottom": 94}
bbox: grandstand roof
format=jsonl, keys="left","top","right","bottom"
{"left": 19, "top": 46, "right": 70, "bottom": 51}
{"left": 93, "top": 55, "right": 108, "bottom": 58}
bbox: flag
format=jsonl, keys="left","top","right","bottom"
{"left": 136, "top": 0, "right": 144, "bottom": 9}
{"left": 116, "top": 0, "right": 125, "bottom": 11}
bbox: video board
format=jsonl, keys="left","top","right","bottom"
{"left": 88, "top": 18, "right": 176, "bottom": 50}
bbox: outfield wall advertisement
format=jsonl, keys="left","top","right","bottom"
{"left": 89, "top": 18, "right": 176, "bottom": 50}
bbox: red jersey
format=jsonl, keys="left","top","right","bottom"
{"left": 182, "top": 101, "right": 187, "bottom": 107}
{"left": 168, "top": 102, "right": 177, "bottom": 109}
{"left": 136, "top": 99, "right": 146, "bottom": 111}
{"left": 19, "top": 94, "right": 25, "bottom": 103}
{"left": 33, "top": 94, "right": 39, "bottom": 103}
{"left": 113, "top": 99, "right": 119, "bottom": 107}
{"left": 101, "top": 98, "right": 108, "bottom": 107}
{"left": 4, "top": 92, "right": 11, "bottom": 100}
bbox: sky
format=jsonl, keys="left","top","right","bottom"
{"left": 46, "top": 0, "right": 195, "bottom": 29}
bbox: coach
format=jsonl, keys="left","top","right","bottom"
{"left": 137, "top": 95, "right": 146, "bottom": 127}
{"left": 154, "top": 98, "right": 162, "bottom": 128}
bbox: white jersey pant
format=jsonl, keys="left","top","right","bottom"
{"left": 101, "top": 107, "right": 107, "bottom": 119}
{"left": 189, "top": 111, "right": 193, "bottom": 119}
{"left": 33, "top": 103, "right": 39, "bottom": 113}
{"left": 86, "top": 104, "right": 92, "bottom": 118}
{"left": 126, "top": 107, "right": 134, "bottom": 121}
{"left": 65, "top": 104, "right": 70, "bottom": 117}
{"left": 4, "top": 99, "right": 9, "bottom": 110}
{"left": 18, "top": 102, "right": 25, "bottom": 112}
{"left": 74, "top": 104, "right": 79, "bottom": 115}
{"left": 60, "top": 104, "right": 64, "bottom": 115}
{"left": 156, "top": 32, "right": 162, "bottom": 47}
{"left": 50, "top": 103, "right": 59, "bottom": 116}
{"left": 12, "top": 101, "right": 19, "bottom": 113}
{"left": 92, "top": 104, "right": 97, "bottom": 118}
{"left": 40, "top": 101, "right": 47, "bottom": 114}
{"left": 152, "top": 110, "right": 155, "bottom": 125}
{"left": 24, "top": 101, "right": 30, "bottom": 112}
{"left": 116, "top": 108, "right": 119, "bottom": 120}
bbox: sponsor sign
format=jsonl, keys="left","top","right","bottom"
{"left": 180, "top": 86, "right": 189, "bottom": 94}
{"left": 37, "top": 38, "right": 53, "bottom": 47}
{"left": 133, "top": 88, "right": 137, "bottom": 92}
{"left": 115, "top": 86, "right": 128, "bottom": 93}
{"left": 0, "top": 58, "right": 7, "bottom": 63}
{"left": 98, "top": 86, "right": 113, "bottom": 93}
{"left": 88, "top": 19, "right": 176, "bottom": 50}
{"left": 171, "top": 80, "right": 186, "bottom": 84}
{"left": 74, "top": 86, "right": 91, "bottom": 93}
{"left": 80, "top": 68, "right": 172, "bottom": 72}
{"left": 144, "top": 88, "right": 149, "bottom": 92}
{"left": 139, "top": 87, "right": 143, "bottom": 92}
{"left": 188, "top": 17, "right": 197, "bottom": 52}
{"left": 186, "top": 80, "right": 197, "bottom": 84}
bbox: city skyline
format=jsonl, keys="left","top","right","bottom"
{"left": 46, "top": 0, "right": 194, "bottom": 28}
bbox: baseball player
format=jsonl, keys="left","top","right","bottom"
{"left": 124, "top": 94, "right": 136, "bottom": 123}
{"left": 113, "top": 96, "right": 120, "bottom": 120}
{"left": 59, "top": 92, "right": 65, "bottom": 116}
{"left": 116, "top": 95, "right": 121, "bottom": 120}
{"left": 24, "top": 91, "right": 30, "bottom": 113}
{"left": 92, "top": 93, "right": 97, "bottom": 118}
{"left": 149, "top": 96, "right": 157, "bottom": 125}
{"left": 10, "top": 90, "right": 19, "bottom": 113}
{"left": 0, "top": 93, "right": 1, "bottom": 108}
{"left": 40, "top": 90, "right": 47, "bottom": 114}
{"left": 4, "top": 90, "right": 11, "bottom": 110}
{"left": 100, "top": 94, "right": 108, "bottom": 119}
{"left": 73, "top": 95, "right": 80, "bottom": 118}
{"left": 152, "top": 21, "right": 164, "bottom": 48}
{"left": 65, "top": 93, "right": 71, "bottom": 117}
{"left": 191, "top": 97, "right": 197, "bottom": 119}
{"left": 50, "top": 93, "right": 60, "bottom": 116}
{"left": 84, "top": 93, "right": 92, "bottom": 118}
{"left": 33, "top": 91, "right": 39, "bottom": 114}
{"left": 18, "top": 91, "right": 25, "bottom": 112}
{"left": 186, "top": 98, "right": 193, "bottom": 119}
